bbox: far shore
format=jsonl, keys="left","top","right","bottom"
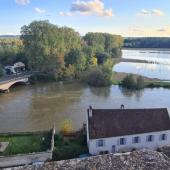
{"left": 123, "top": 48, "right": 170, "bottom": 51}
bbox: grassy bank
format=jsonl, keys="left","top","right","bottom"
{"left": 0, "top": 132, "right": 51, "bottom": 156}
{"left": 112, "top": 72, "right": 170, "bottom": 89}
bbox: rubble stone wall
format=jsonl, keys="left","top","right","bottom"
{"left": 6, "top": 149, "right": 170, "bottom": 170}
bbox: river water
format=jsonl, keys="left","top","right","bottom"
{"left": 1, "top": 49, "right": 170, "bottom": 132}
{"left": 114, "top": 49, "right": 170, "bottom": 80}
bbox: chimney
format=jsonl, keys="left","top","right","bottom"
{"left": 121, "top": 104, "right": 125, "bottom": 109}
{"left": 89, "top": 105, "right": 93, "bottom": 117}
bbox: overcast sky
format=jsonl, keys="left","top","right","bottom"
{"left": 0, "top": 0, "right": 170, "bottom": 37}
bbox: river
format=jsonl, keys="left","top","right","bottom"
{"left": 1, "top": 49, "right": 170, "bottom": 133}
{"left": 114, "top": 49, "right": 170, "bottom": 80}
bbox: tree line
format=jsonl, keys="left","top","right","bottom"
{"left": 0, "top": 20, "right": 123, "bottom": 86}
{"left": 124, "top": 37, "right": 170, "bottom": 48}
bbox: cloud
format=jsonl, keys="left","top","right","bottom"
{"left": 157, "top": 28, "right": 167, "bottom": 32}
{"left": 152, "top": 9, "right": 164, "bottom": 16}
{"left": 35, "top": 8, "right": 46, "bottom": 14}
{"left": 59, "top": 12, "right": 73, "bottom": 17}
{"left": 60, "top": 0, "right": 114, "bottom": 17}
{"left": 15, "top": 0, "right": 30, "bottom": 5}
{"left": 137, "top": 9, "right": 164, "bottom": 17}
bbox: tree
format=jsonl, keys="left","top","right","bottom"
{"left": 0, "top": 65, "right": 3, "bottom": 77}
{"left": 122, "top": 75, "right": 145, "bottom": 89}
{"left": 83, "top": 32, "right": 123, "bottom": 59}
{"left": 0, "top": 39, "right": 26, "bottom": 66}
{"left": 21, "top": 20, "right": 81, "bottom": 74}
{"left": 136, "top": 76, "right": 145, "bottom": 89}
{"left": 82, "top": 65, "right": 112, "bottom": 87}
{"left": 122, "top": 75, "right": 136, "bottom": 89}
{"left": 65, "top": 49, "right": 86, "bottom": 75}
{"left": 60, "top": 119, "right": 73, "bottom": 135}
{"left": 96, "top": 52, "right": 110, "bottom": 64}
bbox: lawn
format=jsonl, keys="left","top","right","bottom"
{"left": 0, "top": 132, "right": 51, "bottom": 156}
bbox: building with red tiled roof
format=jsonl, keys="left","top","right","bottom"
{"left": 86, "top": 106, "right": 170, "bottom": 155}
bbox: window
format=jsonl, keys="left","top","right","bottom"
{"left": 133, "top": 136, "right": 140, "bottom": 144}
{"left": 147, "top": 135, "right": 154, "bottom": 142}
{"left": 160, "top": 134, "right": 167, "bottom": 141}
{"left": 97, "top": 140, "right": 104, "bottom": 147}
{"left": 120, "top": 138, "right": 126, "bottom": 145}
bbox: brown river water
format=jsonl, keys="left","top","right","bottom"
{"left": 0, "top": 82, "right": 170, "bottom": 133}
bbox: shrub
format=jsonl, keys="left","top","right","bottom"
{"left": 136, "top": 76, "right": 145, "bottom": 89}
{"left": 121, "top": 75, "right": 145, "bottom": 89}
{"left": 81, "top": 66, "right": 112, "bottom": 87}
{"left": 53, "top": 134, "right": 88, "bottom": 161}
{"left": 29, "top": 73, "right": 56, "bottom": 84}
{"left": 60, "top": 119, "right": 74, "bottom": 136}
{"left": 122, "top": 74, "right": 136, "bottom": 89}
{"left": 0, "top": 65, "right": 3, "bottom": 77}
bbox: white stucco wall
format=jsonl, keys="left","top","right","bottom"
{"left": 88, "top": 130, "right": 170, "bottom": 155}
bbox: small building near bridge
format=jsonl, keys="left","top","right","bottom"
{"left": 86, "top": 106, "right": 170, "bottom": 155}
{"left": 4, "top": 62, "right": 25, "bottom": 75}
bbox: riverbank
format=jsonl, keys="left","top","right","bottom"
{"left": 112, "top": 72, "right": 170, "bottom": 88}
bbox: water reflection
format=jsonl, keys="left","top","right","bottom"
{"left": 119, "top": 87, "right": 143, "bottom": 102}
{"left": 114, "top": 49, "right": 170, "bottom": 80}
{"left": 114, "top": 62, "right": 170, "bottom": 80}
{"left": 122, "top": 49, "right": 170, "bottom": 65}
{"left": 89, "top": 87, "right": 111, "bottom": 98}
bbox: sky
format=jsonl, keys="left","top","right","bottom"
{"left": 0, "top": 0, "right": 170, "bottom": 37}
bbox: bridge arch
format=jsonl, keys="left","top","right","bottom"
{"left": 0, "top": 76, "right": 30, "bottom": 92}
{"left": 8, "top": 81, "right": 28, "bottom": 90}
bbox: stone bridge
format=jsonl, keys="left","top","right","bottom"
{"left": 0, "top": 73, "right": 31, "bottom": 92}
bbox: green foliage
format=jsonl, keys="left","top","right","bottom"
{"left": 96, "top": 52, "right": 110, "bottom": 64}
{"left": 83, "top": 32, "right": 123, "bottom": 58}
{"left": 53, "top": 134, "right": 88, "bottom": 161}
{"left": 0, "top": 39, "right": 26, "bottom": 66}
{"left": 82, "top": 64, "right": 113, "bottom": 87}
{"left": 136, "top": 76, "right": 145, "bottom": 89}
{"left": 1, "top": 20, "right": 123, "bottom": 85}
{"left": 65, "top": 49, "right": 86, "bottom": 75}
{"left": 0, "top": 65, "right": 3, "bottom": 77}
{"left": 21, "top": 20, "right": 81, "bottom": 73}
{"left": 124, "top": 37, "right": 170, "bottom": 48}
{"left": 56, "top": 65, "right": 76, "bottom": 81}
{"left": 122, "top": 75, "right": 145, "bottom": 89}
{"left": 29, "top": 73, "right": 56, "bottom": 84}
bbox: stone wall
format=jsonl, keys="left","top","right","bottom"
{"left": 6, "top": 149, "right": 170, "bottom": 170}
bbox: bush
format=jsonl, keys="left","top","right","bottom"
{"left": 60, "top": 119, "right": 74, "bottom": 136}
{"left": 29, "top": 73, "right": 56, "bottom": 84}
{"left": 122, "top": 75, "right": 145, "bottom": 89}
{"left": 53, "top": 134, "right": 88, "bottom": 161}
{"left": 0, "top": 65, "right": 3, "bottom": 77}
{"left": 136, "top": 76, "right": 145, "bottom": 89}
{"left": 82, "top": 66, "right": 112, "bottom": 87}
